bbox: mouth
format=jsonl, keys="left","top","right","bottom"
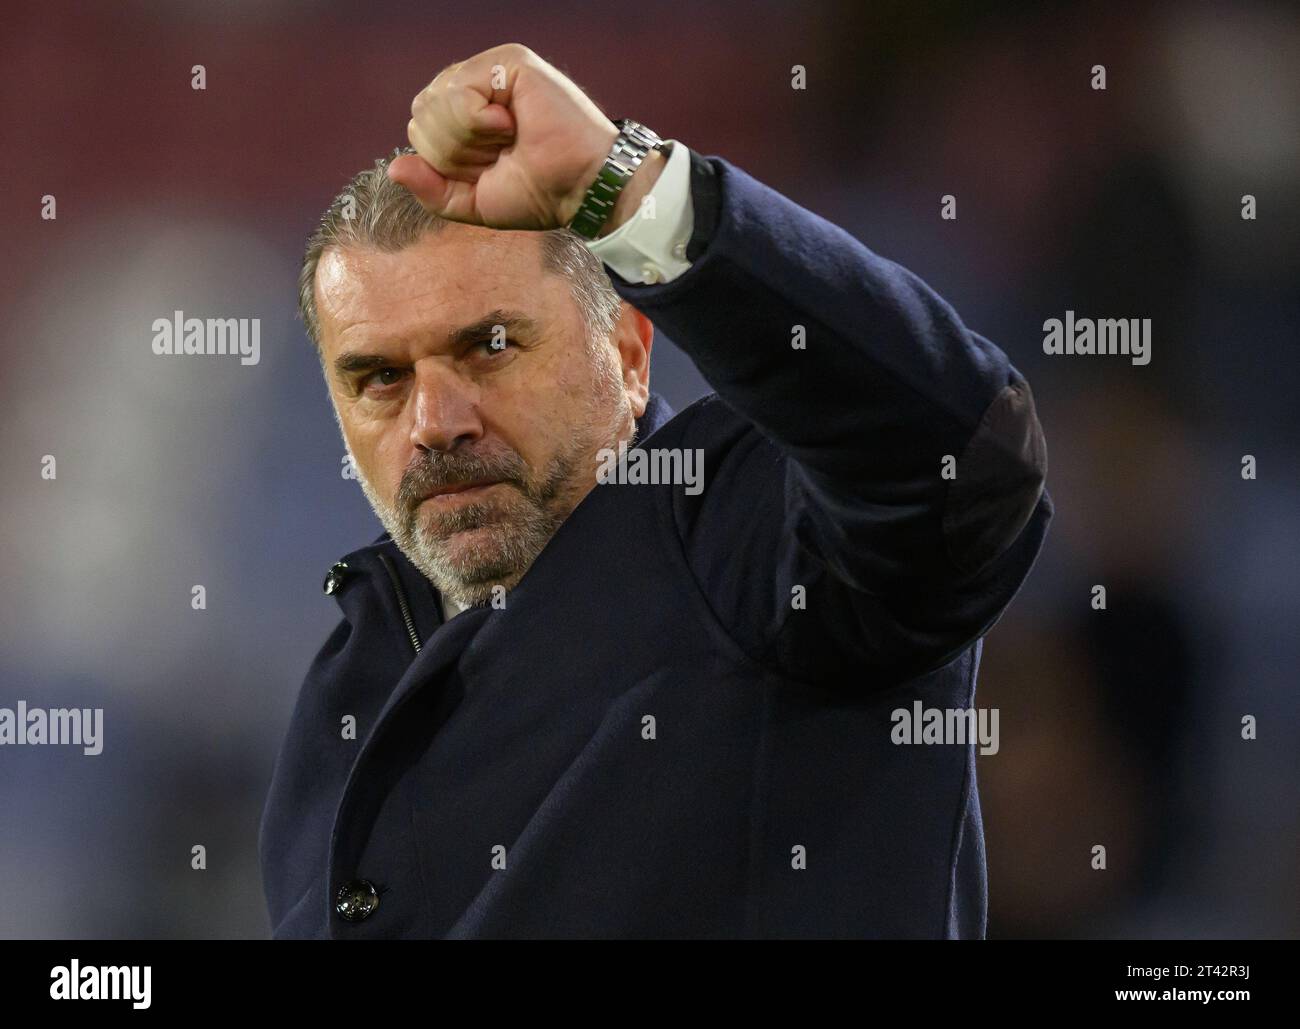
{"left": 419, "top": 479, "right": 505, "bottom": 504}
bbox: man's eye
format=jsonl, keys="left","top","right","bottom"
{"left": 360, "top": 367, "right": 407, "bottom": 391}
{"left": 477, "top": 337, "right": 516, "bottom": 355}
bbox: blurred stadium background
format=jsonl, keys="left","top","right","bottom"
{"left": 1, "top": 0, "right": 1296, "bottom": 937}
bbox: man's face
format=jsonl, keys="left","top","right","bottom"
{"left": 314, "top": 226, "right": 651, "bottom": 609}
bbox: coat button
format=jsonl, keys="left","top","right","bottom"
{"left": 334, "top": 879, "right": 379, "bottom": 921}
{"left": 323, "top": 561, "right": 350, "bottom": 596}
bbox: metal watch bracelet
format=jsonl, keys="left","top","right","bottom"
{"left": 567, "top": 118, "right": 668, "bottom": 240}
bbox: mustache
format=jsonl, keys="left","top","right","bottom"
{"left": 395, "top": 445, "right": 530, "bottom": 513}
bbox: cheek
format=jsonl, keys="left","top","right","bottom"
{"left": 547, "top": 343, "right": 608, "bottom": 418}
{"left": 342, "top": 415, "right": 406, "bottom": 495}
{"left": 492, "top": 405, "right": 550, "bottom": 478}
{"left": 484, "top": 359, "right": 569, "bottom": 459}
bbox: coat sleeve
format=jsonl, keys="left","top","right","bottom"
{"left": 603, "top": 151, "right": 1053, "bottom": 686}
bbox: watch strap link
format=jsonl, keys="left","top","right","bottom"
{"left": 567, "top": 118, "right": 667, "bottom": 240}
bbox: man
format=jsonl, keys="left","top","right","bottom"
{"left": 259, "top": 43, "right": 1052, "bottom": 939}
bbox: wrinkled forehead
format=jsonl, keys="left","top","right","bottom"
{"left": 314, "top": 227, "right": 561, "bottom": 350}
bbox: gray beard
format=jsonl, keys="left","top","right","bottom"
{"left": 360, "top": 444, "right": 576, "bottom": 609}
{"left": 352, "top": 372, "right": 633, "bottom": 610}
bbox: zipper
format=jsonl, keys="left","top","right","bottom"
{"left": 376, "top": 551, "right": 422, "bottom": 655}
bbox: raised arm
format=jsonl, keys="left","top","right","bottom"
{"left": 389, "top": 42, "right": 1052, "bottom": 684}
{"left": 606, "top": 150, "right": 1052, "bottom": 683}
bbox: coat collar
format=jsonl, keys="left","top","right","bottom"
{"left": 635, "top": 389, "right": 675, "bottom": 442}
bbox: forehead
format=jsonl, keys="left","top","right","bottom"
{"left": 314, "top": 227, "right": 563, "bottom": 349}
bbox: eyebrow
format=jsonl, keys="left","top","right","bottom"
{"left": 332, "top": 309, "right": 540, "bottom": 378}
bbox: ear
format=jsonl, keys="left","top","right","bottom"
{"left": 612, "top": 302, "right": 653, "bottom": 417}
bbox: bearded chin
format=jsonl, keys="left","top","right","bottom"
{"left": 408, "top": 492, "right": 560, "bottom": 607}
{"left": 347, "top": 362, "right": 633, "bottom": 610}
{"left": 352, "top": 469, "right": 506, "bottom": 607}
{"left": 351, "top": 444, "right": 579, "bottom": 610}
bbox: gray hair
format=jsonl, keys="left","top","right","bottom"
{"left": 296, "top": 145, "right": 624, "bottom": 354}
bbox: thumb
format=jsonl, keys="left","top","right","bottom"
{"left": 469, "top": 101, "right": 515, "bottom": 140}
{"left": 387, "top": 154, "right": 453, "bottom": 210}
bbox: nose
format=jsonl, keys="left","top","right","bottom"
{"left": 409, "top": 359, "right": 484, "bottom": 453}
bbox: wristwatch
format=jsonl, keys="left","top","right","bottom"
{"left": 567, "top": 118, "right": 671, "bottom": 240}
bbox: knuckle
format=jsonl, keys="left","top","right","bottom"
{"left": 508, "top": 43, "right": 539, "bottom": 67}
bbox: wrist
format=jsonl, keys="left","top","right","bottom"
{"left": 564, "top": 118, "right": 669, "bottom": 240}
{"left": 596, "top": 147, "right": 666, "bottom": 238}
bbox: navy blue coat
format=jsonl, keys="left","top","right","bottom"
{"left": 259, "top": 149, "right": 1052, "bottom": 938}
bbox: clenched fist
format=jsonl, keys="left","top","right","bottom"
{"left": 388, "top": 44, "right": 626, "bottom": 232}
